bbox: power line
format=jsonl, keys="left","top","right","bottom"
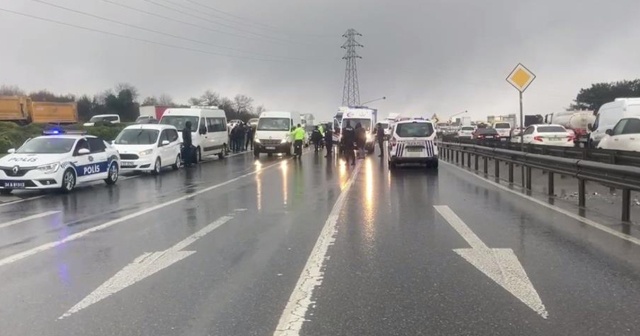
{"left": 101, "top": 0, "right": 282, "bottom": 47}
{"left": 141, "top": 0, "right": 309, "bottom": 46}
{"left": 182, "top": 0, "right": 334, "bottom": 39}
{"left": 0, "top": 7, "right": 295, "bottom": 62}
{"left": 32, "top": 0, "right": 304, "bottom": 61}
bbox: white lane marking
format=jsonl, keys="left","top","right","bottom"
{"left": 0, "top": 159, "right": 285, "bottom": 269}
{"left": 274, "top": 163, "right": 362, "bottom": 336}
{"left": 434, "top": 205, "right": 548, "bottom": 319}
{"left": 0, "top": 195, "right": 46, "bottom": 208}
{"left": 441, "top": 160, "right": 640, "bottom": 247}
{"left": 0, "top": 211, "right": 61, "bottom": 230}
{"left": 59, "top": 214, "right": 235, "bottom": 319}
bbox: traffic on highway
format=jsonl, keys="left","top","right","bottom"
{"left": 4, "top": 0, "right": 640, "bottom": 334}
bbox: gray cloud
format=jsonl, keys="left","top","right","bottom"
{"left": 1, "top": 0, "right": 640, "bottom": 122}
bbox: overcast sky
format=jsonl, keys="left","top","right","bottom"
{"left": 1, "top": 0, "right": 640, "bottom": 122}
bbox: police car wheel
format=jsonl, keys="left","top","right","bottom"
{"left": 60, "top": 169, "right": 76, "bottom": 193}
{"left": 152, "top": 158, "right": 161, "bottom": 175}
{"left": 218, "top": 149, "right": 225, "bottom": 160}
{"left": 172, "top": 155, "right": 181, "bottom": 170}
{"left": 0, "top": 189, "right": 12, "bottom": 195}
{"left": 196, "top": 147, "right": 202, "bottom": 162}
{"left": 105, "top": 163, "right": 119, "bottom": 185}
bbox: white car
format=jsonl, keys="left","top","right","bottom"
{"left": 518, "top": 124, "right": 574, "bottom": 147}
{"left": 83, "top": 114, "right": 121, "bottom": 127}
{"left": 388, "top": 119, "right": 438, "bottom": 169}
{"left": 457, "top": 126, "right": 476, "bottom": 139}
{"left": 493, "top": 122, "right": 512, "bottom": 140}
{"left": 597, "top": 117, "right": 640, "bottom": 152}
{"left": 0, "top": 132, "right": 120, "bottom": 194}
{"left": 113, "top": 124, "right": 182, "bottom": 174}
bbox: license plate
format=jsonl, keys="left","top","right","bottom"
{"left": 406, "top": 147, "right": 423, "bottom": 152}
{"left": 121, "top": 161, "right": 135, "bottom": 167}
{"left": 265, "top": 147, "right": 276, "bottom": 150}
{"left": 4, "top": 181, "right": 25, "bottom": 189}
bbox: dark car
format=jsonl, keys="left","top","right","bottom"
{"left": 473, "top": 128, "right": 500, "bottom": 144}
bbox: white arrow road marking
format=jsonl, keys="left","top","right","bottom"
{"left": 0, "top": 210, "right": 60, "bottom": 229}
{"left": 59, "top": 214, "right": 235, "bottom": 319}
{"left": 434, "top": 205, "right": 549, "bottom": 319}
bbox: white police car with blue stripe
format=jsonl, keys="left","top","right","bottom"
{"left": 0, "top": 131, "right": 120, "bottom": 194}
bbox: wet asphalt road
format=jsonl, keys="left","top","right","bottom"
{"left": 2, "top": 148, "right": 640, "bottom": 335}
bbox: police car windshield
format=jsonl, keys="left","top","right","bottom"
{"left": 160, "top": 116, "right": 199, "bottom": 131}
{"left": 16, "top": 137, "right": 76, "bottom": 154}
{"left": 344, "top": 119, "right": 371, "bottom": 131}
{"left": 257, "top": 118, "right": 290, "bottom": 131}
{"left": 115, "top": 129, "right": 160, "bottom": 145}
{"left": 396, "top": 123, "right": 435, "bottom": 137}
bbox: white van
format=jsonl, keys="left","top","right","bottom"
{"left": 590, "top": 98, "right": 640, "bottom": 147}
{"left": 342, "top": 107, "right": 377, "bottom": 154}
{"left": 159, "top": 107, "right": 228, "bottom": 162}
{"left": 254, "top": 111, "right": 301, "bottom": 157}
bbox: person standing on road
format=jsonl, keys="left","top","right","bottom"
{"left": 342, "top": 121, "right": 356, "bottom": 166}
{"left": 375, "top": 123, "right": 385, "bottom": 158}
{"left": 182, "top": 121, "right": 194, "bottom": 166}
{"left": 355, "top": 122, "right": 366, "bottom": 159}
{"left": 324, "top": 125, "right": 333, "bottom": 158}
{"left": 291, "top": 124, "right": 306, "bottom": 159}
{"left": 245, "top": 122, "right": 254, "bottom": 151}
{"left": 311, "top": 126, "right": 322, "bottom": 153}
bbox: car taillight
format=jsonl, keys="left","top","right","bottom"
{"left": 534, "top": 136, "right": 543, "bottom": 142}
{"left": 567, "top": 135, "right": 575, "bottom": 141}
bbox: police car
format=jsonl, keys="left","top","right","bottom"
{"left": 388, "top": 118, "right": 438, "bottom": 169}
{"left": 0, "top": 130, "right": 120, "bottom": 194}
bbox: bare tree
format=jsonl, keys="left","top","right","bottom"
{"left": 94, "top": 89, "right": 114, "bottom": 105}
{"left": 233, "top": 94, "right": 254, "bottom": 114}
{"left": 0, "top": 85, "right": 25, "bottom": 96}
{"left": 142, "top": 96, "right": 159, "bottom": 105}
{"left": 188, "top": 97, "right": 202, "bottom": 106}
{"left": 255, "top": 105, "right": 267, "bottom": 114}
{"left": 114, "top": 83, "right": 139, "bottom": 102}
{"left": 157, "top": 93, "right": 174, "bottom": 106}
{"left": 200, "top": 90, "right": 221, "bottom": 106}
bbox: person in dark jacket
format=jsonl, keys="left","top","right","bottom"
{"left": 355, "top": 122, "right": 367, "bottom": 159}
{"left": 245, "top": 123, "right": 254, "bottom": 151}
{"left": 341, "top": 121, "right": 356, "bottom": 166}
{"left": 182, "top": 121, "right": 194, "bottom": 166}
{"left": 311, "top": 126, "right": 322, "bottom": 152}
{"left": 324, "top": 125, "right": 333, "bottom": 158}
{"left": 375, "top": 123, "right": 385, "bottom": 158}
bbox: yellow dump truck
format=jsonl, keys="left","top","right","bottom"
{"left": 0, "top": 96, "right": 32, "bottom": 124}
{"left": 0, "top": 96, "right": 78, "bottom": 124}
{"left": 32, "top": 101, "right": 78, "bottom": 124}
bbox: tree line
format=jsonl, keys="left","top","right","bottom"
{"left": 571, "top": 79, "right": 640, "bottom": 112}
{"left": 0, "top": 84, "right": 264, "bottom": 122}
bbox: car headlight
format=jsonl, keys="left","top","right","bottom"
{"left": 37, "top": 162, "right": 60, "bottom": 174}
{"left": 281, "top": 138, "right": 287, "bottom": 143}
{"left": 254, "top": 138, "right": 261, "bottom": 144}
{"left": 367, "top": 134, "right": 373, "bottom": 141}
{"left": 138, "top": 149, "right": 154, "bottom": 156}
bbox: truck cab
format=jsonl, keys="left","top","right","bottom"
{"left": 342, "top": 107, "right": 377, "bottom": 154}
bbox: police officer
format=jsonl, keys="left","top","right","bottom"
{"left": 375, "top": 122, "right": 385, "bottom": 158}
{"left": 324, "top": 124, "right": 333, "bottom": 158}
{"left": 311, "top": 125, "right": 322, "bottom": 153}
{"left": 245, "top": 122, "right": 254, "bottom": 151}
{"left": 341, "top": 120, "right": 356, "bottom": 166}
{"left": 182, "top": 121, "right": 194, "bottom": 166}
{"left": 291, "top": 123, "right": 306, "bottom": 159}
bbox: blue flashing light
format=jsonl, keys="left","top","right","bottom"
{"left": 42, "top": 128, "right": 64, "bottom": 135}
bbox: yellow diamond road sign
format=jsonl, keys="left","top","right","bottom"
{"left": 507, "top": 63, "right": 536, "bottom": 92}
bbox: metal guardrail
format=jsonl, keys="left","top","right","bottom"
{"left": 440, "top": 137, "right": 640, "bottom": 167}
{"left": 440, "top": 142, "right": 640, "bottom": 222}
